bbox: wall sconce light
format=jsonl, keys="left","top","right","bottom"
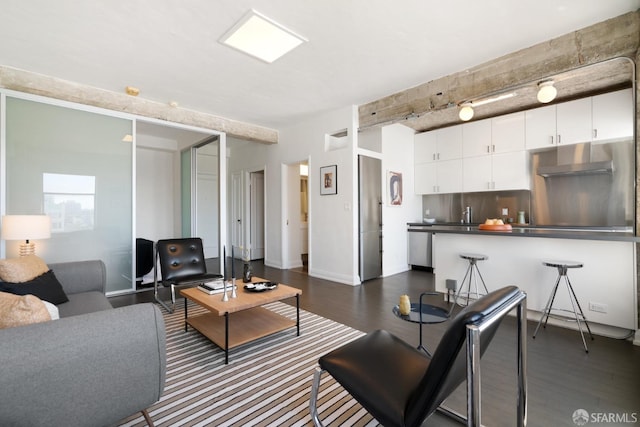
{"left": 1, "top": 215, "right": 51, "bottom": 256}
{"left": 537, "top": 80, "right": 557, "bottom": 103}
{"left": 458, "top": 103, "right": 474, "bottom": 121}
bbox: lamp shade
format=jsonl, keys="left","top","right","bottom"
{"left": 1, "top": 215, "right": 51, "bottom": 241}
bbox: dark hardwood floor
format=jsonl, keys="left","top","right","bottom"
{"left": 111, "top": 260, "right": 640, "bottom": 427}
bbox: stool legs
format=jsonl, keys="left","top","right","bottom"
{"left": 449, "top": 259, "right": 488, "bottom": 316}
{"left": 533, "top": 266, "right": 594, "bottom": 352}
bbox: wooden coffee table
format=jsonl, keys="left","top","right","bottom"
{"left": 180, "top": 278, "right": 302, "bottom": 364}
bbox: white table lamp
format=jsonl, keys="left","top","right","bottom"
{"left": 1, "top": 215, "right": 51, "bottom": 256}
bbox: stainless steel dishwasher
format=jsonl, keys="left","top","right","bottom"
{"left": 407, "top": 225, "right": 432, "bottom": 268}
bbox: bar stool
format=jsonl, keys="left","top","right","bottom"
{"left": 449, "top": 253, "right": 489, "bottom": 316}
{"left": 533, "top": 260, "right": 594, "bottom": 352}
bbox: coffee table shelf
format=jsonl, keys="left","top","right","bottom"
{"left": 180, "top": 278, "right": 301, "bottom": 364}
{"left": 186, "top": 306, "right": 296, "bottom": 349}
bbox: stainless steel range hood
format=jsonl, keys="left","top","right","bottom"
{"left": 537, "top": 160, "right": 613, "bottom": 177}
{"left": 536, "top": 142, "right": 614, "bottom": 177}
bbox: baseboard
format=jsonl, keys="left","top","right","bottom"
{"left": 308, "top": 268, "right": 359, "bottom": 286}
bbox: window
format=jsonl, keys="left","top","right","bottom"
{"left": 43, "top": 173, "right": 96, "bottom": 232}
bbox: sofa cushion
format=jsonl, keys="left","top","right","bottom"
{"left": 0, "top": 291, "right": 51, "bottom": 329}
{"left": 0, "top": 270, "right": 69, "bottom": 305}
{"left": 57, "top": 291, "right": 112, "bottom": 318}
{"left": 0, "top": 255, "right": 49, "bottom": 283}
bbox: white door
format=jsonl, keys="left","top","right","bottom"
{"left": 250, "top": 171, "right": 265, "bottom": 260}
{"left": 231, "top": 172, "right": 243, "bottom": 259}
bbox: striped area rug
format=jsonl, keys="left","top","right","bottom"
{"left": 117, "top": 301, "right": 380, "bottom": 427}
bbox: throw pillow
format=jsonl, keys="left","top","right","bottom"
{"left": 0, "top": 291, "right": 51, "bottom": 329}
{"left": 42, "top": 300, "right": 60, "bottom": 320}
{"left": 0, "top": 270, "right": 69, "bottom": 305}
{"left": 0, "top": 255, "right": 49, "bottom": 283}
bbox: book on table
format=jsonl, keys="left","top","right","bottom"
{"left": 198, "top": 283, "right": 236, "bottom": 295}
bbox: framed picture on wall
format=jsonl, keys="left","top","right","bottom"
{"left": 388, "top": 171, "right": 403, "bottom": 206}
{"left": 320, "top": 165, "right": 337, "bottom": 195}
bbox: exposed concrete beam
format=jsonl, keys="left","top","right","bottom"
{"left": 359, "top": 11, "right": 640, "bottom": 132}
{"left": 0, "top": 65, "right": 278, "bottom": 145}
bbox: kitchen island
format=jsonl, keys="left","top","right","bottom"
{"left": 425, "top": 224, "right": 638, "bottom": 333}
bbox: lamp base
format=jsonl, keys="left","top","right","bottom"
{"left": 18, "top": 242, "right": 36, "bottom": 257}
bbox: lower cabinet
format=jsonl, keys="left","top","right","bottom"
{"left": 462, "top": 151, "right": 530, "bottom": 192}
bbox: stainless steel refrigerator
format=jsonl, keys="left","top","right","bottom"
{"left": 358, "top": 155, "right": 382, "bottom": 281}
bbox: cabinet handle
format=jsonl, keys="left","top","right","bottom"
{"left": 432, "top": 153, "right": 436, "bottom": 161}
{"left": 557, "top": 134, "right": 562, "bottom": 144}
{"left": 492, "top": 144, "right": 495, "bottom": 153}
{"left": 437, "top": 153, "right": 440, "bottom": 160}
{"left": 593, "top": 129, "right": 598, "bottom": 139}
{"left": 550, "top": 135, "right": 554, "bottom": 145}
{"left": 486, "top": 145, "right": 491, "bottom": 153}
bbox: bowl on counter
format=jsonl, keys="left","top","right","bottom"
{"left": 423, "top": 218, "right": 436, "bottom": 224}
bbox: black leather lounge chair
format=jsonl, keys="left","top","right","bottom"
{"left": 309, "top": 286, "right": 527, "bottom": 427}
{"left": 154, "top": 237, "right": 222, "bottom": 313}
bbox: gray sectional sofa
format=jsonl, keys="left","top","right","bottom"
{"left": 0, "top": 260, "right": 166, "bottom": 427}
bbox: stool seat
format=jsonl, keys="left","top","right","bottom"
{"left": 460, "top": 253, "right": 488, "bottom": 262}
{"left": 543, "top": 260, "right": 583, "bottom": 269}
{"left": 449, "top": 253, "right": 489, "bottom": 315}
{"left": 534, "top": 259, "right": 593, "bottom": 352}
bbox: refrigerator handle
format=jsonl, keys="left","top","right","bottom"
{"left": 378, "top": 200, "right": 383, "bottom": 226}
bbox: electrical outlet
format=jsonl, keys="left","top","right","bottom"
{"left": 446, "top": 279, "right": 457, "bottom": 291}
{"left": 589, "top": 302, "right": 608, "bottom": 313}
{"left": 501, "top": 207, "right": 509, "bottom": 216}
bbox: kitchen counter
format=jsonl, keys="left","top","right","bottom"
{"left": 430, "top": 229, "right": 638, "bottom": 332}
{"left": 407, "top": 223, "right": 639, "bottom": 242}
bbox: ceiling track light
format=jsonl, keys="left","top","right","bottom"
{"left": 537, "top": 80, "right": 557, "bottom": 103}
{"left": 458, "top": 103, "right": 474, "bottom": 121}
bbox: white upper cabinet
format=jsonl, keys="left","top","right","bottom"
{"left": 463, "top": 151, "right": 529, "bottom": 192}
{"left": 414, "top": 127, "right": 463, "bottom": 194}
{"left": 556, "top": 97, "right": 592, "bottom": 145}
{"left": 491, "top": 111, "right": 525, "bottom": 153}
{"left": 414, "top": 160, "right": 463, "bottom": 194}
{"left": 414, "top": 126, "right": 462, "bottom": 162}
{"left": 525, "top": 104, "right": 557, "bottom": 150}
{"left": 462, "top": 118, "right": 492, "bottom": 157}
{"left": 592, "top": 88, "right": 633, "bottom": 142}
{"left": 414, "top": 131, "right": 437, "bottom": 163}
{"left": 436, "top": 126, "right": 463, "bottom": 160}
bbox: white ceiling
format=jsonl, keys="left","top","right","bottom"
{"left": 1, "top": 0, "right": 638, "bottom": 130}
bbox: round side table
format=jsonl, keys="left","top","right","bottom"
{"left": 393, "top": 292, "right": 449, "bottom": 356}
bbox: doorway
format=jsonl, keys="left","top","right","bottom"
{"left": 230, "top": 168, "right": 265, "bottom": 261}
{"left": 283, "top": 160, "right": 309, "bottom": 272}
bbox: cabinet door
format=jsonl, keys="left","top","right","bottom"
{"left": 525, "top": 104, "right": 556, "bottom": 149}
{"left": 463, "top": 156, "right": 492, "bottom": 192}
{"left": 556, "top": 97, "right": 592, "bottom": 145}
{"left": 492, "top": 151, "right": 530, "bottom": 190}
{"left": 414, "top": 131, "right": 437, "bottom": 163}
{"left": 437, "top": 125, "right": 463, "bottom": 160}
{"left": 492, "top": 111, "right": 525, "bottom": 153}
{"left": 437, "top": 159, "right": 463, "bottom": 193}
{"left": 462, "top": 118, "right": 492, "bottom": 157}
{"left": 592, "top": 88, "right": 633, "bottom": 142}
{"left": 414, "top": 163, "right": 437, "bottom": 194}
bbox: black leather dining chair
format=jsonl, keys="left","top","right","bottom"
{"left": 309, "top": 286, "right": 527, "bottom": 427}
{"left": 154, "top": 238, "right": 222, "bottom": 313}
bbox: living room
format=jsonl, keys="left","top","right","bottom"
{"left": 1, "top": 2, "right": 639, "bottom": 426}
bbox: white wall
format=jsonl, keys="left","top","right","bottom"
{"left": 381, "top": 123, "right": 421, "bottom": 276}
{"left": 265, "top": 105, "right": 359, "bottom": 284}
